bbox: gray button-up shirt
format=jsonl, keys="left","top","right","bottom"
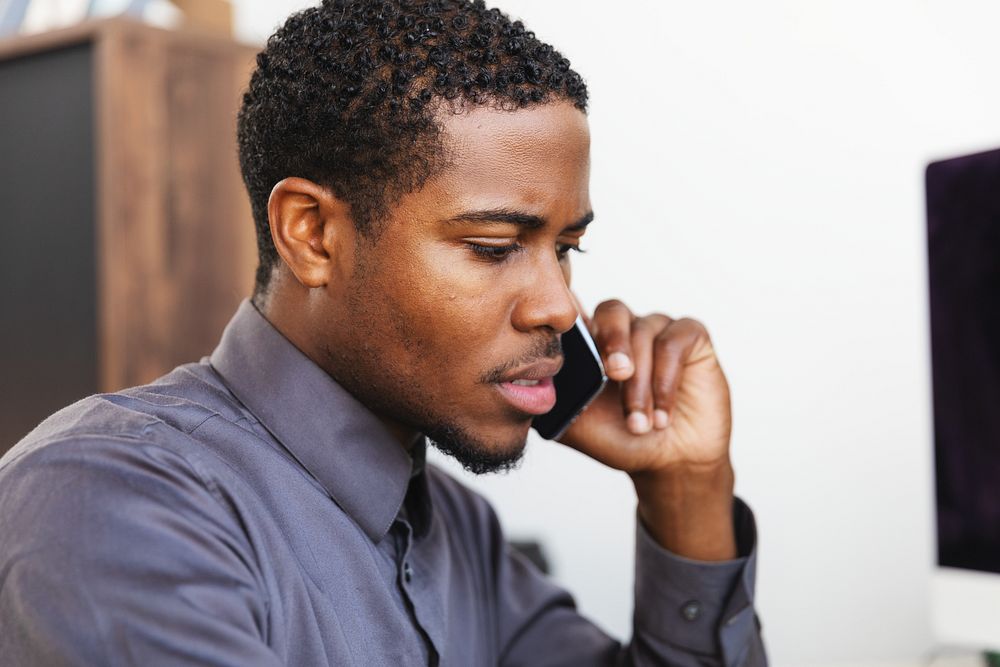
{"left": 0, "top": 300, "right": 766, "bottom": 666}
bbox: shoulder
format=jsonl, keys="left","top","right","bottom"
{"left": 2, "top": 360, "right": 251, "bottom": 472}
{"left": 0, "top": 369, "right": 270, "bottom": 664}
{"left": 0, "top": 361, "right": 256, "bottom": 551}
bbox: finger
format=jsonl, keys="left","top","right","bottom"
{"left": 652, "top": 318, "right": 704, "bottom": 428}
{"left": 591, "top": 299, "right": 635, "bottom": 380}
{"left": 621, "top": 315, "right": 670, "bottom": 435}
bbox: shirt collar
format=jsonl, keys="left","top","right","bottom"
{"left": 209, "top": 299, "right": 417, "bottom": 543}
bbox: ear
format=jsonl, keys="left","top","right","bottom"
{"left": 267, "top": 177, "right": 356, "bottom": 289}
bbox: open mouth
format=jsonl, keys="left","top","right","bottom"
{"left": 495, "top": 376, "right": 557, "bottom": 415}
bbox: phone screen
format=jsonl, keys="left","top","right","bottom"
{"left": 532, "top": 317, "right": 608, "bottom": 440}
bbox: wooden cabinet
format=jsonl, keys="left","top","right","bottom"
{"left": 0, "top": 19, "right": 260, "bottom": 454}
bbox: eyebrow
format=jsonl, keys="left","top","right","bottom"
{"left": 442, "top": 208, "right": 595, "bottom": 231}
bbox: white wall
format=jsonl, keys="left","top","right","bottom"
{"left": 233, "top": 2, "right": 1000, "bottom": 665}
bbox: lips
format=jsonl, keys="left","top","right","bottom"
{"left": 493, "top": 358, "right": 562, "bottom": 416}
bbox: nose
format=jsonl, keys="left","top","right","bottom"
{"left": 510, "top": 253, "right": 578, "bottom": 335}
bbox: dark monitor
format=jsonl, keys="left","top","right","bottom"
{"left": 927, "top": 147, "right": 1000, "bottom": 646}
{"left": 927, "top": 148, "right": 1000, "bottom": 575}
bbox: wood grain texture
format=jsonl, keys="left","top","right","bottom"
{"left": 95, "top": 20, "right": 259, "bottom": 390}
{"left": 0, "top": 19, "right": 260, "bottom": 453}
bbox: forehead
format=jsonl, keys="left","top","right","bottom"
{"left": 430, "top": 101, "right": 591, "bottom": 212}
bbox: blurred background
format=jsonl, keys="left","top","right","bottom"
{"left": 3, "top": 1, "right": 1000, "bottom": 666}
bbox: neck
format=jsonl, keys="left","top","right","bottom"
{"left": 255, "top": 285, "right": 421, "bottom": 453}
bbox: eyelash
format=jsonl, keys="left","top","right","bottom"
{"left": 467, "top": 242, "right": 586, "bottom": 263}
{"left": 557, "top": 243, "right": 586, "bottom": 260}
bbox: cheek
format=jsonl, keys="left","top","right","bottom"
{"left": 373, "top": 241, "right": 510, "bottom": 362}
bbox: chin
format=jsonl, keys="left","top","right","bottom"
{"left": 424, "top": 417, "right": 531, "bottom": 476}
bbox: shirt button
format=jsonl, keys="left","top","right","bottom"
{"left": 680, "top": 600, "right": 702, "bottom": 622}
{"left": 404, "top": 562, "right": 413, "bottom": 583}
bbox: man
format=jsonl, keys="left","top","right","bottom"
{"left": 0, "top": 0, "right": 766, "bottom": 664}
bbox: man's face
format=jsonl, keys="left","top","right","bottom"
{"left": 322, "top": 101, "right": 592, "bottom": 473}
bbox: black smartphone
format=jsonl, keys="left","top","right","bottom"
{"left": 532, "top": 317, "right": 608, "bottom": 440}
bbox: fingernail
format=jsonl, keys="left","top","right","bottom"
{"left": 653, "top": 410, "right": 669, "bottom": 429}
{"left": 607, "top": 352, "right": 631, "bottom": 373}
{"left": 627, "top": 411, "right": 651, "bottom": 434}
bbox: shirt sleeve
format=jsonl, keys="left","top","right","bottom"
{"left": 631, "top": 496, "right": 767, "bottom": 666}
{"left": 0, "top": 434, "right": 284, "bottom": 667}
{"left": 495, "top": 496, "right": 767, "bottom": 667}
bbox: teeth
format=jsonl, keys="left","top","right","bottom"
{"left": 512, "top": 379, "right": 540, "bottom": 386}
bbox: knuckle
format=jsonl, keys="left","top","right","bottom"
{"left": 654, "top": 333, "right": 679, "bottom": 354}
{"left": 646, "top": 313, "right": 673, "bottom": 327}
{"left": 601, "top": 329, "right": 630, "bottom": 349}
{"left": 594, "top": 299, "right": 630, "bottom": 317}
{"left": 653, "top": 378, "right": 674, "bottom": 397}
{"left": 677, "top": 316, "right": 707, "bottom": 335}
{"left": 631, "top": 318, "right": 659, "bottom": 339}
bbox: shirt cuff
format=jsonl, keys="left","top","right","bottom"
{"left": 633, "top": 496, "right": 759, "bottom": 661}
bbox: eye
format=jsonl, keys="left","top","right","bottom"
{"left": 556, "top": 242, "right": 586, "bottom": 261}
{"left": 467, "top": 242, "right": 523, "bottom": 262}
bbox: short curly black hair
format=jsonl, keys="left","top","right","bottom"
{"left": 237, "top": 0, "right": 589, "bottom": 295}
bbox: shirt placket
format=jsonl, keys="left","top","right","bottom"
{"left": 394, "top": 516, "right": 441, "bottom": 667}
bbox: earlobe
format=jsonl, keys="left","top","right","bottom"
{"left": 267, "top": 177, "right": 354, "bottom": 289}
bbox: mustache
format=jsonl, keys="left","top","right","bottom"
{"left": 480, "top": 336, "right": 563, "bottom": 384}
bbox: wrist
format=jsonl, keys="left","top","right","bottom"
{"left": 631, "top": 458, "right": 737, "bottom": 561}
